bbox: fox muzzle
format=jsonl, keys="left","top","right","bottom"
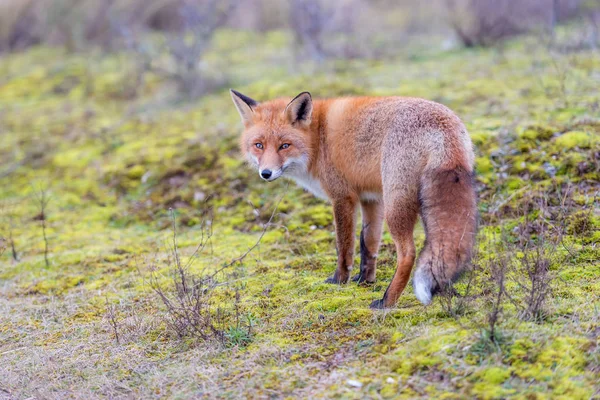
{"left": 259, "top": 168, "right": 283, "bottom": 181}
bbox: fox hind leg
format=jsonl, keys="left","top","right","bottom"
{"left": 352, "top": 200, "right": 384, "bottom": 284}
{"left": 370, "top": 197, "right": 418, "bottom": 309}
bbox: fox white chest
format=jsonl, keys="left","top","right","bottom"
{"left": 288, "top": 171, "right": 329, "bottom": 200}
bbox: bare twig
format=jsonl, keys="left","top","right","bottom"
{"left": 488, "top": 255, "right": 507, "bottom": 342}
{"left": 0, "top": 237, "right": 6, "bottom": 258}
{"left": 8, "top": 215, "right": 18, "bottom": 262}
{"left": 209, "top": 196, "right": 284, "bottom": 279}
{"left": 105, "top": 296, "right": 121, "bottom": 345}
{"left": 33, "top": 184, "right": 51, "bottom": 268}
{"left": 489, "top": 185, "right": 530, "bottom": 216}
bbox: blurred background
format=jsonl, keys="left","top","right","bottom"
{"left": 1, "top": 0, "right": 599, "bottom": 98}
{"left": 2, "top": 0, "right": 599, "bottom": 52}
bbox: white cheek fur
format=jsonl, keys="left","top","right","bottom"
{"left": 282, "top": 155, "right": 309, "bottom": 173}
{"left": 246, "top": 153, "right": 259, "bottom": 168}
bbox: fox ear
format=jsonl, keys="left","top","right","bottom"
{"left": 230, "top": 89, "right": 258, "bottom": 125}
{"left": 285, "top": 92, "right": 312, "bottom": 126}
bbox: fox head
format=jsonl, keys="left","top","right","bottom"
{"left": 230, "top": 89, "right": 313, "bottom": 182}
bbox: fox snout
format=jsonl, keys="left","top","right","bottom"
{"left": 259, "top": 167, "right": 283, "bottom": 181}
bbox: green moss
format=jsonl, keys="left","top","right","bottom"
{"left": 299, "top": 205, "right": 333, "bottom": 228}
{"left": 470, "top": 367, "right": 514, "bottom": 399}
{"left": 554, "top": 131, "right": 596, "bottom": 150}
{"left": 25, "top": 274, "right": 86, "bottom": 294}
{"left": 537, "top": 337, "right": 588, "bottom": 373}
{"left": 395, "top": 354, "right": 443, "bottom": 375}
{"left": 471, "top": 131, "right": 493, "bottom": 147}
{"left": 479, "top": 367, "right": 511, "bottom": 385}
{"left": 549, "top": 376, "right": 593, "bottom": 399}
{"left": 380, "top": 382, "right": 398, "bottom": 398}
{"left": 518, "top": 125, "right": 555, "bottom": 141}
{"left": 476, "top": 156, "right": 494, "bottom": 175}
{"left": 505, "top": 177, "right": 526, "bottom": 190}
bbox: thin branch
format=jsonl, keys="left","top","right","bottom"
{"left": 33, "top": 184, "right": 51, "bottom": 268}
{"left": 105, "top": 296, "right": 121, "bottom": 345}
{"left": 210, "top": 195, "right": 284, "bottom": 279}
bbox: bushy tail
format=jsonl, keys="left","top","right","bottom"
{"left": 413, "top": 166, "right": 478, "bottom": 305}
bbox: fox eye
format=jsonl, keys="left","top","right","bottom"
{"left": 279, "top": 143, "right": 290, "bottom": 150}
{"left": 255, "top": 143, "right": 263, "bottom": 149}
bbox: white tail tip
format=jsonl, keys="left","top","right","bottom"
{"left": 413, "top": 268, "right": 433, "bottom": 305}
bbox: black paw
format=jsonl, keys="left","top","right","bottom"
{"left": 369, "top": 298, "right": 386, "bottom": 309}
{"left": 352, "top": 273, "right": 375, "bottom": 285}
{"left": 325, "top": 275, "right": 348, "bottom": 284}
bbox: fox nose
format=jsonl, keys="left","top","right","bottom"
{"left": 260, "top": 169, "right": 272, "bottom": 180}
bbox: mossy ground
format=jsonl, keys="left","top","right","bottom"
{"left": 1, "top": 28, "right": 599, "bottom": 399}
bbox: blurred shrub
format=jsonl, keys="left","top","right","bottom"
{"left": 125, "top": 0, "right": 236, "bottom": 99}
{"left": 0, "top": 0, "right": 234, "bottom": 53}
{"left": 0, "top": 0, "right": 447, "bottom": 59}
{"left": 0, "top": 0, "right": 597, "bottom": 56}
{"left": 0, "top": 0, "right": 40, "bottom": 52}
{"left": 446, "top": 0, "right": 583, "bottom": 47}
{"left": 287, "top": 0, "right": 411, "bottom": 61}
{"left": 289, "top": 0, "right": 331, "bottom": 62}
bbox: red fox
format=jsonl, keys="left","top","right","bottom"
{"left": 230, "top": 90, "right": 478, "bottom": 308}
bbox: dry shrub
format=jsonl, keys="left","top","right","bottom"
{"left": 147, "top": 211, "right": 228, "bottom": 342}
{"left": 512, "top": 223, "right": 555, "bottom": 323}
{"left": 467, "top": 235, "right": 511, "bottom": 358}
{"left": 486, "top": 246, "right": 509, "bottom": 345}
{"left": 103, "top": 297, "right": 162, "bottom": 345}
{"left": 507, "top": 190, "right": 591, "bottom": 322}
{"left": 147, "top": 203, "right": 278, "bottom": 346}
{"left": 458, "top": 188, "right": 582, "bottom": 356}
{"left": 104, "top": 296, "right": 121, "bottom": 345}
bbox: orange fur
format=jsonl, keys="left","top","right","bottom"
{"left": 231, "top": 90, "right": 478, "bottom": 308}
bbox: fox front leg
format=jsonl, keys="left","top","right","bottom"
{"left": 352, "top": 200, "right": 384, "bottom": 284}
{"left": 325, "top": 198, "right": 358, "bottom": 284}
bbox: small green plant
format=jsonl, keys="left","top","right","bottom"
{"left": 225, "top": 325, "right": 252, "bottom": 348}
{"left": 470, "top": 328, "right": 510, "bottom": 360}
